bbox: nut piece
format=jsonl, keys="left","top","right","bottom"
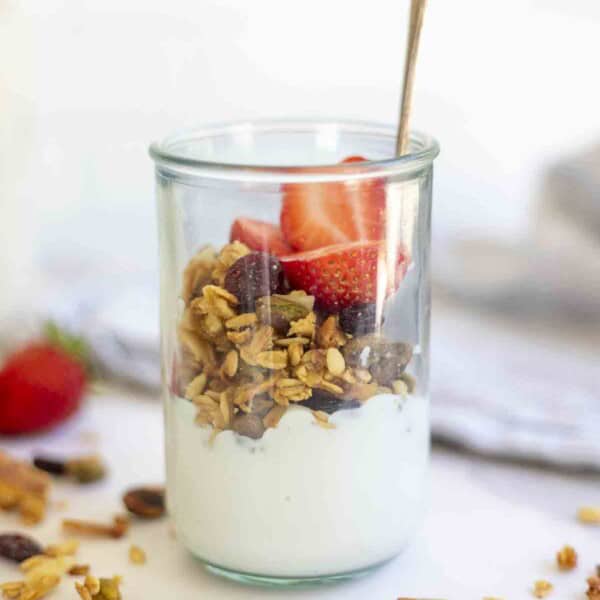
{"left": 316, "top": 315, "right": 346, "bottom": 348}
{"left": 0, "top": 451, "right": 50, "bottom": 525}
{"left": 75, "top": 581, "right": 93, "bottom": 600}
{"left": 62, "top": 515, "right": 130, "bottom": 538}
{"left": 69, "top": 564, "right": 91, "bottom": 576}
{"left": 45, "top": 538, "right": 79, "bottom": 557}
{"left": 577, "top": 506, "right": 600, "bottom": 524}
{"left": 129, "top": 545, "right": 146, "bottom": 565}
{"left": 0, "top": 533, "right": 43, "bottom": 562}
{"left": 556, "top": 545, "right": 577, "bottom": 570}
{"left": 533, "top": 580, "right": 553, "bottom": 598}
{"left": 326, "top": 348, "right": 345, "bottom": 376}
{"left": 123, "top": 487, "right": 165, "bottom": 519}
{"left": 587, "top": 576, "right": 600, "bottom": 600}
{"left": 256, "top": 295, "right": 310, "bottom": 335}
{"left": 222, "top": 350, "right": 239, "bottom": 378}
{"left": 67, "top": 456, "right": 106, "bottom": 484}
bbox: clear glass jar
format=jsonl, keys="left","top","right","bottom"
{"left": 150, "top": 120, "right": 439, "bottom": 586}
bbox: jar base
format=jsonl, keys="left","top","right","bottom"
{"left": 199, "top": 556, "right": 395, "bottom": 588}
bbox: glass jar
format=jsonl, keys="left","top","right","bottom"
{"left": 150, "top": 120, "right": 439, "bottom": 586}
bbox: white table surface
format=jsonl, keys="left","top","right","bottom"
{"left": 1, "top": 390, "right": 598, "bottom": 600}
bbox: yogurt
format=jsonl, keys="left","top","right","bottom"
{"left": 166, "top": 392, "right": 429, "bottom": 577}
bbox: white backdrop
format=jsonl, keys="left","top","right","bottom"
{"left": 1, "top": 0, "right": 600, "bottom": 282}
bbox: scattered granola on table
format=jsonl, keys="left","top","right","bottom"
{"left": 532, "top": 579, "right": 553, "bottom": 598}
{"left": 577, "top": 506, "right": 600, "bottom": 525}
{"left": 75, "top": 575, "right": 122, "bottom": 600}
{"left": 175, "top": 242, "right": 417, "bottom": 440}
{"left": 129, "top": 545, "right": 146, "bottom": 565}
{"left": 33, "top": 455, "right": 106, "bottom": 484}
{"left": 62, "top": 515, "right": 129, "bottom": 539}
{"left": 0, "top": 452, "right": 50, "bottom": 525}
{"left": 556, "top": 545, "right": 577, "bottom": 571}
{"left": 587, "top": 575, "right": 600, "bottom": 600}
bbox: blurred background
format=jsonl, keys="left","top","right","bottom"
{"left": 1, "top": 0, "right": 599, "bottom": 467}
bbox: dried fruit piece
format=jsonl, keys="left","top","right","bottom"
{"left": 62, "top": 515, "right": 129, "bottom": 538}
{"left": 123, "top": 487, "right": 165, "bottom": 519}
{"left": 556, "top": 545, "right": 577, "bottom": 570}
{"left": 0, "top": 533, "right": 43, "bottom": 562}
{"left": 255, "top": 295, "right": 310, "bottom": 335}
{"left": 224, "top": 252, "right": 287, "bottom": 311}
{"left": 301, "top": 389, "right": 360, "bottom": 414}
{"left": 129, "top": 545, "right": 146, "bottom": 565}
{"left": 232, "top": 414, "right": 265, "bottom": 439}
{"left": 533, "top": 580, "right": 553, "bottom": 598}
{"left": 32, "top": 457, "right": 66, "bottom": 476}
{"left": 339, "top": 302, "right": 379, "bottom": 335}
{"left": 230, "top": 218, "right": 291, "bottom": 256}
{"left": 343, "top": 335, "right": 413, "bottom": 385}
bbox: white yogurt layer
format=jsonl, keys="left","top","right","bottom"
{"left": 166, "top": 393, "right": 429, "bottom": 577}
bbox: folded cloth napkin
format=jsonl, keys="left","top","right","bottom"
{"left": 435, "top": 143, "right": 600, "bottom": 324}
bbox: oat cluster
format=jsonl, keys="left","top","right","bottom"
{"left": 556, "top": 545, "right": 577, "bottom": 571}
{"left": 0, "top": 453, "right": 50, "bottom": 526}
{"left": 177, "top": 243, "right": 415, "bottom": 439}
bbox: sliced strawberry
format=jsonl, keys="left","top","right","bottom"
{"left": 280, "top": 160, "right": 386, "bottom": 252}
{"left": 341, "top": 155, "right": 368, "bottom": 163}
{"left": 280, "top": 241, "right": 408, "bottom": 311}
{"left": 230, "top": 218, "right": 291, "bottom": 256}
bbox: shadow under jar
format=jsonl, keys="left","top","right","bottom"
{"left": 150, "top": 120, "right": 439, "bottom": 586}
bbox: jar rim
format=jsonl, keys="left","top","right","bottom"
{"left": 149, "top": 119, "right": 439, "bottom": 183}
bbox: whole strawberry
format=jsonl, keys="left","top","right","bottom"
{"left": 0, "top": 323, "right": 88, "bottom": 435}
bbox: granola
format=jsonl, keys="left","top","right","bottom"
{"left": 174, "top": 242, "right": 417, "bottom": 439}
{"left": 556, "top": 545, "right": 577, "bottom": 570}
{"left": 0, "top": 452, "right": 50, "bottom": 525}
{"left": 533, "top": 579, "right": 553, "bottom": 598}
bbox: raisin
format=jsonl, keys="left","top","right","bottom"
{"left": 0, "top": 533, "right": 43, "bottom": 562}
{"left": 123, "top": 487, "right": 165, "bottom": 519}
{"left": 339, "top": 303, "right": 378, "bottom": 336}
{"left": 301, "top": 389, "right": 360, "bottom": 414}
{"left": 33, "top": 456, "right": 67, "bottom": 476}
{"left": 224, "top": 252, "right": 287, "bottom": 311}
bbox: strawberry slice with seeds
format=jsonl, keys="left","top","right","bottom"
{"left": 280, "top": 159, "right": 386, "bottom": 252}
{"left": 280, "top": 241, "right": 408, "bottom": 311}
{"left": 230, "top": 218, "right": 291, "bottom": 256}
